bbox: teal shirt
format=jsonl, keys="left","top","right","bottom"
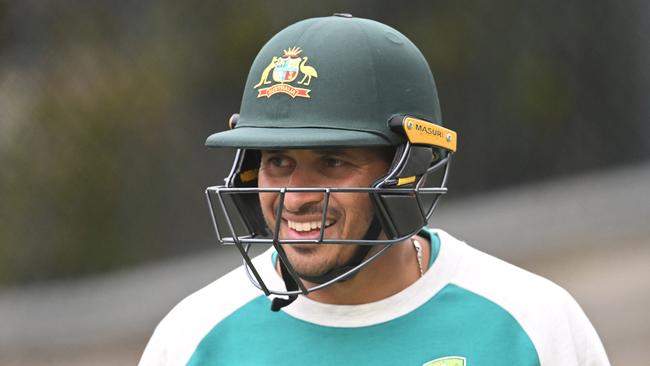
{"left": 139, "top": 229, "right": 609, "bottom": 366}
{"left": 187, "top": 230, "right": 537, "bottom": 365}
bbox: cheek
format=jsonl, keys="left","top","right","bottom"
{"left": 258, "top": 192, "right": 276, "bottom": 218}
{"left": 257, "top": 170, "right": 269, "bottom": 188}
{"left": 257, "top": 175, "right": 277, "bottom": 223}
{"left": 337, "top": 193, "right": 375, "bottom": 229}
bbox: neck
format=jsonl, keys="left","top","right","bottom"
{"left": 303, "top": 234, "right": 430, "bottom": 305}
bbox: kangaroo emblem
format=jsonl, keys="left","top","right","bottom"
{"left": 254, "top": 46, "right": 318, "bottom": 99}
{"left": 253, "top": 57, "right": 280, "bottom": 88}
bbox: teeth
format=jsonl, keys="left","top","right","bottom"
{"left": 287, "top": 219, "right": 333, "bottom": 232}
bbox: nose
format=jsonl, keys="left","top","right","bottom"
{"left": 282, "top": 165, "right": 325, "bottom": 213}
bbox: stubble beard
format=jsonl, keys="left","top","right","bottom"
{"left": 282, "top": 244, "right": 345, "bottom": 278}
{"left": 264, "top": 197, "right": 375, "bottom": 280}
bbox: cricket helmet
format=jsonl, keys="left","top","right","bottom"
{"left": 205, "top": 15, "right": 457, "bottom": 309}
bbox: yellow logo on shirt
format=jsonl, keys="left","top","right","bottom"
{"left": 422, "top": 356, "right": 466, "bottom": 366}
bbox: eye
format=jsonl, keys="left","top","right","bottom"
{"left": 322, "top": 157, "right": 346, "bottom": 168}
{"left": 260, "top": 154, "right": 295, "bottom": 175}
{"left": 266, "top": 155, "right": 292, "bottom": 167}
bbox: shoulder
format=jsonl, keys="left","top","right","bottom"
{"left": 432, "top": 229, "right": 610, "bottom": 365}
{"left": 138, "top": 250, "right": 269, "bottom": 366}
{"left": 436, "top": 228, "right": 573, "bottom": 309}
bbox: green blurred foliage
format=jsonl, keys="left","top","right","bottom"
{"left": 0, "top": 0, "right": 648, "bottom": 285}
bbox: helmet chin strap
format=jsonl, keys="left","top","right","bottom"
{"left": 270, "top": 217, "right": 383, "bottom": 312}
{"left": 271, "top": 259, "right": 300, "bottom": 311}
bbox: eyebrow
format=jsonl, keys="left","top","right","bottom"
{"left": 316, "top": 149, "right": 352, "bottom": 157}
{"left": 263, "top": 149, "right": 352, "bottom": 157}
{"left": 262, "top": 149, "right": 383, "bottom": 165}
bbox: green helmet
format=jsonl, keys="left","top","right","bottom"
{"left": 205, "top": 15, "right": 457, "bottom": 309}
{"left": 206, "top": 14, "right": 444, "bottom": 149}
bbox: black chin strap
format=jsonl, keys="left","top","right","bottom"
{"left": 271, "top": 260, "right": 299, "bottom": 312}
{"left": 270, "top": 217, "right": 383, "bottom": 312}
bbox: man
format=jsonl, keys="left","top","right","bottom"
{"left": 140, "top": 15, "right": 609, "bottom": 365}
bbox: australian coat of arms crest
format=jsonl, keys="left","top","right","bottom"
{"left": 254, "top": 46, "right": 318, "bottom": 99}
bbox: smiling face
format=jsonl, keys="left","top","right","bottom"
{"left": 257, "top": 148, "right": 392, "bottom": 278}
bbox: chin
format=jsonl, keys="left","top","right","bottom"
{"left": 294, "top": 264, "right": 333, "bottom": 280}
{"left": 284, "top": 249, "right": 333, "bottom": 275}
{"left": 288, "top": 244, "right": 319, "bottom": 255}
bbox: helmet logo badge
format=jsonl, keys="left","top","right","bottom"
{"left": 254, "top": 47, "right": 318, "bottom": 99}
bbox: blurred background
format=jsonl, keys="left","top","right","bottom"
{"left": 0, "top": 0, "right": 648, "bottom": 364}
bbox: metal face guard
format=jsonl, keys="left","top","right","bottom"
{"left": 204, "top": 149, "right": 453, "bottom": 297}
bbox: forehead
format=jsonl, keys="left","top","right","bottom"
{"left": 261, "top": 147, "right": 393, "bottom": 161}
